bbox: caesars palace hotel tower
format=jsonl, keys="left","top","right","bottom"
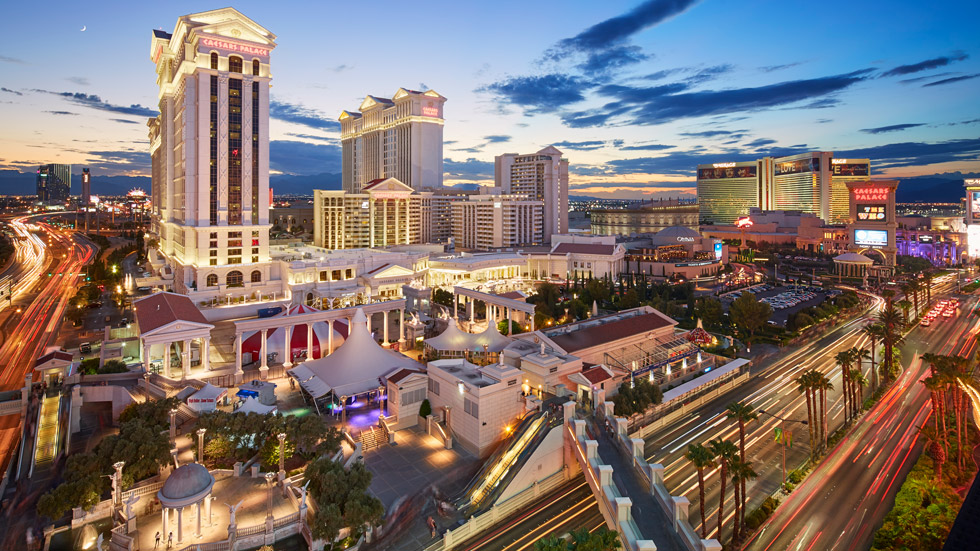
{"left": 148, "top": 9, "right": 282, "bottom": 300}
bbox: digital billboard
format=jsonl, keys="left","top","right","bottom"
{"left": 698, "top": 166, "right": 757, "bottom": 180}
{"left": 714, "top": 242, "right": 723, "bottom": 260}
{"left": 918, "top": 235, "right": 934, "bottom": 243}
{"left": 856, "top": 204, "right": 886, "bottom": 221}
{"left": 831, "top": 163, "right": 869, "bottom": 177}
{"left": 854, "top": 229, "right": 888, "bottom": 248}
{"left": 775, "top": 158, "right": 820, "bottom": 176}
{"left": 971, "top": 191, "right": 980, "bottom": 221}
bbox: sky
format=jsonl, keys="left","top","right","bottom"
{"left": 0, "top": 0, "right": 978, "bottom": 199}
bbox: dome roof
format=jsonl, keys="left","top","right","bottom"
{"left": 160, "top": 463, "right": 214, "bottom": 502}
{"left": 656, "top": 226, "right": 701, "bottom": 239}
{"left": 834, "top": 252, "right": 873, "bottom": 263}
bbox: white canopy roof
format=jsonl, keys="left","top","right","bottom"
{"left": 426, "top": 318, "right": 482, "bottom": 352}
{"left": 188, "top": 383, "right": 226, "bottom": 403}
{"left": 474, "top": 321, "right": 513, "bottom": 353}
{"left": 293, "top": 308, "right": 422, "bottom": 398}
{"left": 237, "top": 396, "right": 277, "bottom": 415}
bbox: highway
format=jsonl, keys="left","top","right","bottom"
{"left": 746, "top": 283, "right": 976, "bottom": 551}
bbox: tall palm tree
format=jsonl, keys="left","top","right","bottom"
{"left": 922, "top": 375, "right": 947, "bottom": 455}
{"left": 731, "top": 457, "right": 758, "bottom": 544}
{"left": 850, "top": 368, "right": 868, "bottom": 415}
{"left": 878, "top": 303, "right": 905, "bottom": 384}
{"left": 709, "top": 438, "right": 738, "bottom": 541}
{"left": 726, "top": 401, "right": 758, "bottom": 462}
{"left": 944, "top": 355, "right": 971, "bottom": 470}
{"left": 834, "top": 350, "right": 853, "bottom": 422}
{"left": 795, "top": 371, "right": 817, "bottom": 451}
{"left": 896, "top": 299, "right": 912, "bottom": 327}
{"left": 922, "top": 272, "right": 933, "bottom": 306}
{"left": 862, "top": 323, "right": 884, "bottom": 394}
{"left": 685, "top": 443, "right": 715, "bottom": 538}
{"left": 906, "top": 278, "right": 920, "bottom": 317}
{"left": 814, "top": 371, "right": 834, "bottom": 449}
{"left": 919, "top": 425, "right": 947, "bottom": 483}
{"left": 849, "top": 347, "right": 871, "bottom": 417}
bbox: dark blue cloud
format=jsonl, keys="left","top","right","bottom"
{"left": 479, "top": 74, "right": 592, "bottom": 113}
{"left": 110, "top": 119, "right": 141, "bottom": 125}
{"left": 269, "top": 140, "right": 341, "bottom": 175}
{"left": 899, "top": 72, "right": 956, "bottom": 85}
{"left": 860, "top": 123, "right": 924, "bottom": 134}
{"left": 45, "top": 110, "right": 78, "bottom": 116}
{"left": 553, "top": 0, "right": 700, "bottom": 54}
{"left": 443, "top": 157, "right": 494, "bottom": 180}
{"left": 483, "top": 135, "right": 511, "bottom": 143}
{"left": 53, "top": 91, "right": 157, "bottom": 117}
{"left": 684, "top": 64, "right": 733, "bottom": 85}
{"left": 835, "top": 138, "right": 980, "bottom": 169}
{"left": 1, "top": 87, "right": 21, "bottom": 96}
{"left": 551, "top": 140, "right": 607, "bottom": 151}
{"left": 88, "top": 149, "right": 151, "bottom": 171}
{"left": 679, "top": 129, "right": 747, "bottom": 138}
{"left": 620, "top": 143, "right": 675, "bottom": 151}
{"left": 923, "top": 74, "right": 980, "bottom": 87}
{"left": 451, "top": 146, "right": 483, "bottom": 154}
{"left": 759, "top": 62, "right": 803, "bottom": 73}
{"left": 744, "top": 138, "right": 777, "bottom": 147}
{"left": 269, "top": 99, "right": 340, "bottom": 132}
{"left": 66, "top": 77, "right": 90, "bottom": 86}
{"left": 285, "top": 132, "right": 338, "bottom": 144}
{"left": 578, "top": 45, "right": 649, "bottom": 75}
{"left": 882, "top": 53, "right": 968, "bottom": 77}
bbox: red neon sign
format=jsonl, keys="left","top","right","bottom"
{"left": 422, "top": 106, "right": 439, "bottom": 117}
{"left": 852, "top": 187, "right": 889, "bottom": 201}
{"left": 200, "top": 37, "right": 270, "bottom": 57}
{"left": 736, "top": 217, "right": 753, "bottom": 228}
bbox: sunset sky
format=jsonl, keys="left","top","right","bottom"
{"left": 0, "top": 0, "right": 977, "bottom": 198}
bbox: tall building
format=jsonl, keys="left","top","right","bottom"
{"left": 148, "top": 8, "right": 280, "bottom": 297}
{"left": 495, "top": 146, "right": 569, "bottom": 240}
{"left": 313, "top": 178, "right": 420, "bottom": 249}
{"left": 81, "top": 168, "right": 91, "bottom": 231}
{"left": 829, "top": 158, "right": 870, "bottom": 224}
{"left": 417, "top": 188, "right": 472, "bottom": 244}
{"left": 36, "top": 164, "right": 70, "bottom": 203}
{"left": 695, "top": 161, "right": 761, "bottom": 224}
{"left": 590, "top": 199, "right": 699, "bottom": 236}
{"left": 339, "top": 89, "right": 447, "bottom": 194}
{"left": 452, "top": 193, "right": 543, "bottom": 250}
{"left": 772, "top": 151, "right": 832, "bottom": 221}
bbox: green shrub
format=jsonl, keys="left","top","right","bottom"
{"left": 787, "top": 469, "right": 805, "bottom": 484}
{"left": 419, "top": 399, "right": 432, "bottom": 418}
{"left": 99, "top": 359, "right": 128, "bottom": 374}
{"left": 745, "top": 496, "right": 781, "bottom": 530}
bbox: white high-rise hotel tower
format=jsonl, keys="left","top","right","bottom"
{"left": 148, "top": 9, "right": 283, "bottom": 299}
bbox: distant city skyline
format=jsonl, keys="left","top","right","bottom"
{"left": 0, "top": 0, "right": 977, "bottom": 199}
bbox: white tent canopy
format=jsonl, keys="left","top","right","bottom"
{"left": 425, "top": 318, "right": 482, "bottom": 352}
{"left": 290, "top": 308, "right": 422, "bottom": 398}
{"left": 237, "top": 396, "right": 277, "bottom": 415}
{"left": 473, "top": 321, "right": 513, "bottom": 352}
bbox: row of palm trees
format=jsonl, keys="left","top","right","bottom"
{"left": 685, "top": 401, "right": 759, "bottom": 546}
{"left": 922, "top": 352, "right": 976, "bottom": 481}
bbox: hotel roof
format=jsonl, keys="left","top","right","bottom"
{"left": 551, "top": 243, "right": 616, "bottom": 255}
{"left": 134, "top": 292, "right": 210, "bottom": 334}
{"left": 547, "top": 309, "right": 676, "bottom": 354}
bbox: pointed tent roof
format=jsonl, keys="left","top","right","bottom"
{"left": 237, "top": 396, "right": 277, "bottom": 415}
{"left": 295, "top": 308, "right": 421, "bottom": 398}
{"left": 474, "top": 321, "right": 513, "bottom": 353}
{"left": 425, "top": 318, "right": 482, "bottom": 352}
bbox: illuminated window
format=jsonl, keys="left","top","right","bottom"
{"left": 252, "top": 59, "right": 260, "bottom": 75}
{"left": 206, "top": 274, "right": 218, "bottom": 286}
{"left": 250, "top": 270, "right": 261, "bottom": 283}
{"left": 228, "top": 56, "right": 242, "bottom": 73}
{"left": 210, "top": 52, "right": 218, "bottom": 70}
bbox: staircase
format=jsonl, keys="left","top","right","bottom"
{"left": 34, "top": 395, "right": 61, "bottom": 466}
{"left": 357, "top": 426, "right": 385, "bottom": 451}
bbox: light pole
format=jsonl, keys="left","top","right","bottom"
{"left": 264, "top": 472, "right": 276, "bottom": 520}
{"left": 196, "top": 428, "right": 207, "bottom": 464}
{"left": 169, "top": 408, "right": 178, "bottom": 445}
{"left": 759, "top": 409, "right": 807, "bottom": 487}
{"left": 277, "top": 432, "right": 287, "bottom": 486}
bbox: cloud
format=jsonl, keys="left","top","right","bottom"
{"left": 285, "top": 132, "right": 338, "bottom": 144}
{"left": 443, "top": 157, "right": 494, "bottom": 180}
{"left": 451, "top": 147, "right": 483, "bottom": 154}
{"left": 269, "top": 140, "right": 341, "bottom": 175}
{"left": 483, "top": 135, "right": 511, "bottom": 144}
{"left": 759, "top": 62, "right": 803, "bottom": 73}
{"left": 42, "top": 91, "right": 158, "bottom": 117}
{"left": 331, "top": 64, "right": 352, "bottom": 73}
{"left": 923, "top": 74, "right": 980, "bottom": 87}
{"left": 744, "top": 138, "right": 777, "bottom": 148}
{"left": 478, "top": 73, "right": 593, "bottom": 113}
{"left": 110, "top": 118, "right": 141, "bottom": 125}
{"left": 0, "top": 55, "right": 25, "bottom": 64}
{"left": 860, "top": 123, "right": 925, "bottom": 134}
{"left": 899, "top": 72, "right": 956, "bottom": 85}
{"left": 66, "top": 76, "right": 90, "bottom": 86}
{"left": 620, "top": 143, "right": 676, "bottom": 151}
{"left": 551, "top": 0, "right": 699, "bottom": 55}
{"left": 0, "top": 87, "right": 21, "bottom": 96}
{"left": 882, "top": 53, "right": 968, "bottom": 77}
{"left": 551, "top": 140, "right": 607, "bottom": 151}
{"left": 45, "top": 110, "right": 78, "bottom": 116}
{"left": 577, "top": 45, "right": 649, "bottom": 75}
{"left": 679, "top": 129, "right": 747, "bottom": 138}
{"left": 643, "top": 69, "right": 683, "bottom": 81}
{"left": 565, "top": 70, "right": 871, "bottom": 127}
{"left": 835, "top": 138, "right": 980, "bottom": 169}
{"left": 87, "top": 149, "right": 151, "bottom": 171}
{"left": 269, "top": 99, "right": 339, "bottom": 131}
{"left": 684, "top": 64, "right": 733, "bottom": 85}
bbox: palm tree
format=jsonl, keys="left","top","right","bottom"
{"left": 944, "top": 355, "right": 971, "bottom": 470}
{"left": 834, "top": 350, "right": 853, "bottom": 422}
{"left": 534, "top": 535, "right": 568, "bottom": 551}
{"left": 731, "top": 457, "right": 758, "bottom": 544}
{"left": 814, "top": 371, "right": 834, "bottom": 449}
{"left": 862, "top": 323, "right": 884, "bottom": 394}
{"left": 922, "top": 272, "right": 933, "bottom": 306}
{"left": 850, "top": 368, "right": 868, "bottom": 414}
{"left": 795, "top": 371, "right": 817, "bottom": 451}
{"left": 685, "top": 443, "right": 715, "bottom": 538}
{"left": 878, "top": 303, "right": 905, "bottom": 384}
{"left": 570, "top": 527, "right": 621, "bottom": 550}
{"left": 709, "top": 438, "right": 738, "bottom": 541}
{"left": 849, "top": 347, "right": 871, "bottom": 417}
{"left": 726, "top": 401, "right": 758, "bottom": 463}
{"left": 896, "top": 299, "right": 912, "bottom": 327}
{"left": 906, "top": 278, "right": 920, "bottom": 317}
{"left": 919, "top": 425, "right": 946, "bottom": 483}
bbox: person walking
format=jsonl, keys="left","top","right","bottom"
{"left": 154, "top": 532, "right": 161, "bottom": 549}
{"left": 167, "top": 532, "right": 173, "bottom": 549}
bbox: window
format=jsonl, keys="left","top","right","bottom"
{"left": 345, "top": 269, "right": 353, "bottom": 279}
{"left": 210, "top": 240, "right": 218, "bottom": 248}
{"left": 210, "top": 52, "right": 218, "bottom": 70}
{"left": 210, "top": 259, "right": 217, "bottom": 266}
{"left": 210, "top": 232, "right": 218, "bottom": 239}
{"left": 464, "top": 398, "right": 479, "bottom": 418}
{"left": 228, "top": 56, "right": 242, "bottom": 73}
{"left": 331, "top": 270, "right": 342, "bottom": 281}
{"left": 209, "top": 250, "right": 217, "bottom": 257}
{"left": 206, "top": 274, "right": 218, "bottom": 286}
{"left": 252, "top": 59, "right": 260, "bottom": 75}
{"left": 319, "top": 271, "right": 328, "bottom": 282}
{"left": 251, "top": 270, "right": 261, "bottom": 283}
{"left": 403, "top": 387, "right": 425, "bottom": 405}
{"left": 252, "top": 256, "right": 259, "bottom": 263}
{"left": 228, "top": 249, "right": 242, "bottom": 256}
{"left": 229, "top": 239, "right": 242, "bottom": 247}
{"left": 427, "top": 379, "right": 440, "bottom": 396}
{"left": 227, "top": 271, "right": 243, "bottom": 287}
{"left": 228, "top": 257, "right": 241, "bottom": 265}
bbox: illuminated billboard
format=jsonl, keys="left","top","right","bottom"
{"left": 832, "top": 163, "right": 869, "bottom": 177}
{"left": 856, "top": 204, "right": 885, "bottom": 221}
{"left": 971, "top": 191, "right": 980, "bottom": 221}
{"left": 714, "top": 242, "right": 723, "bottom": 260}
{"left": 698, "top": 166, "right": 757, "bottom": 180}
{"left": 969, "top": 225, "right": 980, "bottom": 258}
{"left": 775, "top": 158, "right": 820, "bottom": 176}
{"left": 854, "top": 229, "right": 888, "bottom": 248}
{"left": 918, "top": 235, "right": 933, "bottom": 243}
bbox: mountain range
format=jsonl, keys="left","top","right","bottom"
{"left": 0, "top": 169, "right": 974, "bottom": 203}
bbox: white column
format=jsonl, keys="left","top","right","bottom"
{"left": 182, "top": 339, "right": 191, "bottom": 378}
{"left": 283, "top": 325, "right": 293, "bottom": 368}
{"left": 164, "top": 342, "right": 172, "bottom": 379}
{"left": 328, "top": 320, "right": 334, "bottom": 355}
{"left": 398, "top": 309, "right": 405, "bottom": 343}
{"left": 366, "top": 312, "right": 372, "bottom": 334}
{"left": 196, "top": 502, "right": 202, "bottom": 538}
{"left": 234, "top": 333, "right": 243, "bottom": 384}
{"left": 177, "top": 506, "right": 183, "bottom": 543}
{"left": 203, "top": 337, "right": 211, "bottom": 371}
{"left": 143, "top": 341, "right": 151, "bottom": 373}
{"left": 206, "top": 494, "right": 212, "bottom": 524}
{"left": 259, "top": 329, "right": 269, "bottom": 376}
{"left": 508, "top": 308, "right": 513, "bottom": 335}
{"left": 161, "top": 507, "right": 167, "bottom": 539}
{"left": 383, "top": 310, "right": 390, "bottom": 346}
{"left": 307, "top": 323, "right": 314, "bottom": 359}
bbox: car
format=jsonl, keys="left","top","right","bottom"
{"left": 137, "top": 286, "right": 151, "bottom": 292}
{"left": 79, "top": 342, "right": 92, "bottom": 353}
{"left": 86, "top": 302, "right": 103, "bottom": 309}
{"left": 921, "top": 318, "right": 931, "bottom": 327}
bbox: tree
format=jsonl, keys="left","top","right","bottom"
{"left": 728, "top": 292, "right": 772, "bottom": 350}
{"left": 731, "top": 457, "right": 758, "bottom": 545}
{"left": 921, "top": 272, "right": 933, "bottom": 305}
{"left": 583, "top": 278, "right": 610, "bottom": 306}
{"left": 726, "top": 401, "right": 758, "bottom": 462}
{"left": 862, "top": 323, "right": 884, "bottom": 394}
{"left": 878, "top": 303, "right": 905, "bottom": 384}
{"left": 432, "top": 288, "right": 454, "bottom": 308}
{"left": 304, "top": 458, "right": 384, "bottom": 547}
{"left": 814, "top": 371, "right": 834, "bottom": 449}
{"left": 619, "top": 288, "right": 640, "bottom": 310}
{"left": 569, "top": 528, "right": 621, "bottom": 550}
{"left": 848, "top": 347, "right": 871, "bottom": 417}
{"left": 611, "top": 378, "right": 662, "bottom": 418}
{"left": 795, "top": 371, "right": 817, "bottom": 451}
{"left": 685, "top": 443, "right": 715, "bottom": 538}
{"left": 709, "top": 439, "right": 738, "bottom": 541}
{"left": 694, "top": 298, "right": 723, "bottom": 330}
{"left": 896, "top": 299, "right": 912, "bottom": 327}
{"left": 835, "top": 350, "right": 853, "bottom": 422}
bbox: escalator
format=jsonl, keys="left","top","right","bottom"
{"left": 455, "top": 401, "right": 564, "bottom": 517}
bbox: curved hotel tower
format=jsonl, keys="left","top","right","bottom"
{"left": 148, "top": 8, "right": 283, "bottom": 299}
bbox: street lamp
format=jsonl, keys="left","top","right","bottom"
{"left": 759, "top": 409, "right": 807, "bottom": 487}
{"left": 277, "top": 432, "right": 287, "bottom": 487}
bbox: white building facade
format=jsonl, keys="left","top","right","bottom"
{"left": 451, "top": 194, "right": 543, "bottom": 250}
{"left": 495, "top": 146, "right": 569, "bottom": 241}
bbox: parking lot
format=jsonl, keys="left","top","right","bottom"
{"left": 721, "top": 284, "right": 833, "bottom": 326}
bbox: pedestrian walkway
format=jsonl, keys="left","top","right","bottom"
{"left": 33, "top": 394, "right": 60, "bottom": 467}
